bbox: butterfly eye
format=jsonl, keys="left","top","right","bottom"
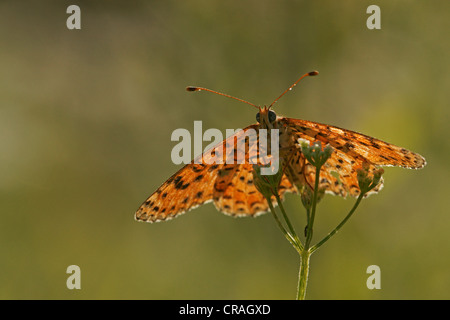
{"left": 256, "top": 112, "right": 260, "bottom": 123}
{"left": 268, "top": 110, "right": 277, "bottom": 123}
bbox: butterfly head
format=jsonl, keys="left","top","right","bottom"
{"left": 256, "top": 106, "right": 278, "bottom": 129}
{"left": 255, "top": 71, "right": 318, "bottom": 129}
{"left": 187, "top": 71, "right": 318, "bottom": 131}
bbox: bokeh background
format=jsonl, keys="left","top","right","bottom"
{"left": 0, "top": 0, "right": 448, "bottom": 299}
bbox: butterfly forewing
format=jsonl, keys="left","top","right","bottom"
{"left": 280, "top": 118, "right": 426, "bottom": 169}
{"left": 135, "top": 124, "right": 296, "bottom": 222}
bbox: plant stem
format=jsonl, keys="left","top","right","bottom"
{"left": 304, "top": 166, "right": 321, "bottom": 248}
{"left": 297, "top": 249, "right": 311, "bottom": 300}
{"left": 274, "top": 194, "right": 303, "bottom": 252}
{"left": 310, "top": 192, "right": 365, "bottom": 254}
{"left": 296, "top": 166, "right": 321, "bottom": 299}
{"left": 267, "top": 201, "right": 302, "bottom": 253}
{"left": 255, "top": 143, "right": 372, "bottom": 300}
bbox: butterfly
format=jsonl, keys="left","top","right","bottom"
{"left": 135, "top": 71, "right": 426, "bottom": 223}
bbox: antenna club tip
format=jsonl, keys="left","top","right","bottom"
{"left": 309, "top": 70, "right": 319, "bottom": 76}
{"left": 186, "top": 86, "right": 200, "bottom": 92}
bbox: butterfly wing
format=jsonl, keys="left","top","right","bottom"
{"left": 284, "top": 146, "right": 383, "bottom": 197}
{"left": 213, "top": 163, "right": 295, "bottom": 216}
{"left": 279, "top": 117, "right": 425, "bottom": 197}
{"left": 135, "top": 124, "right": 296, "bottom": 222}
{"left": 280, "top": 118, "right": 426, "bottom": 169}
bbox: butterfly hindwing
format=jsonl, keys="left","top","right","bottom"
{"left": 213, "top": 163, "right": 296, "bottom": 216}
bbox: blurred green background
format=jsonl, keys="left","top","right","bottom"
{"left": 0, "top": 0, "right": 448, "bottom": 299}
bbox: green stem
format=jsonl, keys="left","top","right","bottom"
{"left": 296, "top": 166, "right": 321, "bottom": 300}
{"left": 310, "top": 192, "right": 365, "bottom": 254}
{"left": 267, "top": 201, "right": 302, "bottom": 253}
{"left": 305, "top": 207, "right": 310, "bottom": 234}
{"left": 297, "top": 249, "right": 311, "bottom": 300}
{"left": 304, "top": 166, "right": 321, "bottom": 248}
{"left": 274, "top": 194, "right": 303, "bottom": 252}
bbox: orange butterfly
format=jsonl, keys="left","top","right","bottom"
{"left": 135, "top": 71, "right": 426, "bottom": 223}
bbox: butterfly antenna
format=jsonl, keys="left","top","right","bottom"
{"left": 268, "top": 71, "right": 319, "bottom": 108}
{"left": 186, "top": 86, "right": 259, "bottom": 109}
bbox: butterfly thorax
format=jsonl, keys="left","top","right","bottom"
{"left": 256, "top": 106, "right": 306, "bottom": 190}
